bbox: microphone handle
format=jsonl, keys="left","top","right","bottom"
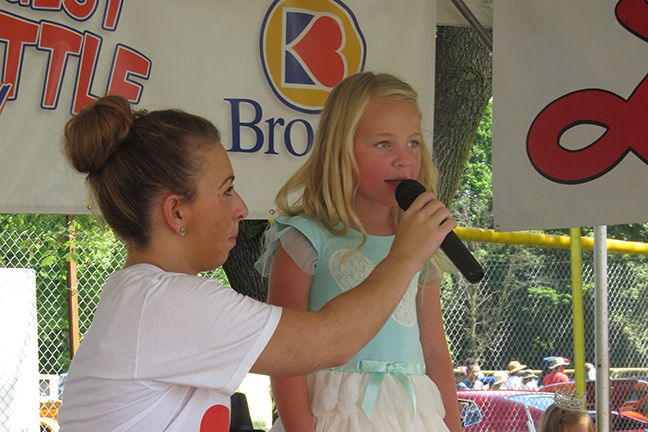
{"left": 441, "top": 230, "right": 485, "bottom": 284}
{"left": 394, "top": 179, "right": 484, "bottom": 284}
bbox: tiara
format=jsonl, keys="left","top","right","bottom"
{"left": 554, "top": 388, "right": 587, "bottom": 411}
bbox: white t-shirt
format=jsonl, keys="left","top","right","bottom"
{"left": 504, "top": 375, "right": 524, "bottom": 390}
{"left": 58, "top": 264, "right": 282, "bottom": 431}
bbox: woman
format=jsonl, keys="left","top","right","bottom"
{"left": 57, "top": 95, "right": 456, "bottom": 431}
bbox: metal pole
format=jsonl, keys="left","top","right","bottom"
{"left": 570, "top": 228, "right": 586, "bottom": 398}
{"left": 449, "top": 0, "right": 493, "bottom": 52}
{"left": 594, "top": 226, "right": 610, "bottom": 432}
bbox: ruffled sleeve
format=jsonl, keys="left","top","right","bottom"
{"left": 255, "top": 219, "right": 318, "bottom": 277}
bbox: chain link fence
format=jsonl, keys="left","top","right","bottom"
{"left": 442, "top": 242, "right": 648, "bottom": 431}
{"left": 1, "top": 213, "right": 647, "bottom": 430}
{"left": 0, "top": 214, "right": 226, "bottom": 431}
{"left": 442, "top": 244, "right": 648, "bottom": 372}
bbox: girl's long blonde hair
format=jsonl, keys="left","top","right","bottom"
{"left": 275, "top": 72, "right": 438, "bottom": 251}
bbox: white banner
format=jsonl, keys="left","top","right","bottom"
{"left": 0, "top": 0, "right": 436, "bottom": 218}
{"left": 493, "top": 0, "right": 648, "bottom": 231}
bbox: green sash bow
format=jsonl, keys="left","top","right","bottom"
{"left": 326, "top": 360, "right": 425, "bottom": 419}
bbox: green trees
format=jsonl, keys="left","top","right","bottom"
{"left": 0, "top": 214, "right": 104, "bottom": 372}
{"left": 443, "top": 100, "right": 648, "bottom": 370}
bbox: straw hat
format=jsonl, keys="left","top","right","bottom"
{"left": 549, "top": 357, "right": 570, "bottom": 370}
{"left": 508, "top": 360, "right": 527, "bottom": 374}
{"left": 522, "top": 370, "right": 537, "bottom": 380}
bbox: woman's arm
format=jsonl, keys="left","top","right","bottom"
{"left": 265, "top": 244, "right": 316, "bottom": 432}
{"left": 252, "top": 192, "right": 455, "bottom": 376}
{"left": 418, "top": 277, "right": 463, "bottom": 432}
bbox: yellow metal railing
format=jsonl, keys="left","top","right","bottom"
{"left": 455, "top": 227, "right": 648, "bottom": 255}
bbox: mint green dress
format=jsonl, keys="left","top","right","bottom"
{"left": 257, "top": 214, "right": 450, "bottom": 432}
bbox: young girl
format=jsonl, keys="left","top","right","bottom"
{"left": 538, "top": 391, "right": 593, "bottom": 432}
{"left": 257, "top": 72, "right": 462, "bottom": 431}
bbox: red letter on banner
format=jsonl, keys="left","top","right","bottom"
{"left": 72, "top": 32, "right": 101, "bottom": 114}
{"left": 38, "top": 22, "right": 83, "bottom": 108}
{"left": 33, "top": 0, "right": 63, "bottom": 11}
{"left": 0, "top": 11, "right": 39, "bottom": 99}
{"left": 108, "top": 45, "right": 151, "bottom": 103}
{"left": 527, "top": 74, "right": 648, "bottom": 183}
{"left": 62, "top": 0, "right": 97, "bottom": 20}
{"left": 616, "top": 0, "right": 648, "bottom": 43}
{"left": 103, "top": 0, "right": 124, "bottom": 30}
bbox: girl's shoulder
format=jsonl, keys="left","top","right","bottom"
{"left": 256, "top": 214, "right": 327, "bottom": 276}
{"left": 274, "top": 214, "right": 336, "bottom": 243}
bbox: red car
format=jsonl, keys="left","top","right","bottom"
{"left": 458, "top": 379, "right": 648, "bottom": 432}
{"left": 620, "top": 379, "right": 648, "bottom": 415}
{"left": 457, "top": 390, "right": 552, "bottom": 431}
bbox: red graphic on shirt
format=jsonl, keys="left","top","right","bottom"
{"left": 200, "top": 404, "right": 230, "bottom": 432}
{"left": 526, "top": 0, "right": 648, "bottom": 184}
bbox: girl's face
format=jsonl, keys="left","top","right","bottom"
{"left": 353, "top": 97, "right": 422, "bottom": 213}
{"left": 182, "top": 143, "right": 248, "bottom": 274}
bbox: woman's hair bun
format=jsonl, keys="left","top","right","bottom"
{"left": 64, "top": 95, "right": 134, "bottom": 174}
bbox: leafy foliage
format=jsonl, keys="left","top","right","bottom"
{"left": 0, "top": 213, "right": 230, "bottom": 373}
{"left": 444, "top": 100, "right": 648, "bottom": 370}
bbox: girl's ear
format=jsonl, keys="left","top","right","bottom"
{"left": 161, "top": 193, "right": 185, "bottom": 235}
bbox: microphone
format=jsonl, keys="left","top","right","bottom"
{"left": 395, "top": 179, "right": 484, "bottom": 284}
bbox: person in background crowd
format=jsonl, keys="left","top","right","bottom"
{"left": 457, "top": 362, "right": 487, "bottom": 390}
{"left": 457, "top": 357, "right": 477, "bottom": 377}
{"left": 491, "top": 371, "right": 507, "bottom": 389}
{"left": 57, "top": 95, "right": 454, "bottom": 431}
{"left": 542, "top": 357, "right": 571, "bottom": 387}
{"left": 521, "top": 370, "right": 539, "bottom": 391}
{"left": 537, "top": 356, "right": 554, "bottom": 387}
{"left": 503, "top": 360, "right": 526, "bottom": 390}
{"left": 585, "top": 363, "right": 596, "bottom": 381}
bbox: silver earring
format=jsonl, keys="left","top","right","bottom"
{"left": 179, "top": 227, "right": 186, "bottom": 236}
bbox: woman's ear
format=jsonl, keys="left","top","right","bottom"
{"left": 161, "top": 193, "right": 185, "bottom": 235}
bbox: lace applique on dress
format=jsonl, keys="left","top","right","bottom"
{"left": 329, "top": 249, "right": 417, "bottom": 327}
{"left": 391, "top": 277, "right": 418, "bottom": 327}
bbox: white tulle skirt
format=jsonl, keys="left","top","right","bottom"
{"left": 269, "top": 369, "right": 450, "bottom": 432}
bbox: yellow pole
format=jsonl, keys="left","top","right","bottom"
{"left": 570, "top": 227, "right": 587, "bottom": 400}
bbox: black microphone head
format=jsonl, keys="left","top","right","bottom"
{"left": 395, "top": 179, "right": 426, "bottom": 210}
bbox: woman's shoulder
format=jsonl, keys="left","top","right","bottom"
{"left": 110, "top": 263, "right": 225, "bottom": 295}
